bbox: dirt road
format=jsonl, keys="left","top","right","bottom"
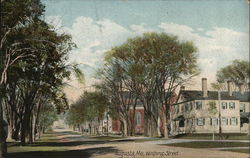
{"left": 55, "top": 129, "right": 249, "bottom": 158}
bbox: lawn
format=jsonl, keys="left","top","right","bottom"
{"left": 164, "top": 141, "right": 250, "bottom": 148}
{"left": 222, "top": 149, "right": 250, "bottom": 154}
{"left": 8, "top": 132, "right": 66, "bottom": 154}
{"left": 172, "top": 133, "right": 250, "bottom": 140}
{"left": 7, "top": 131, "right": 119, "bottom": 158}
{"left": 89, "top": 136, "right": 122, "bottom": 141}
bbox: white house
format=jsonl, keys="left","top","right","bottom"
{"left": 171, "top": 78, "right": 250, "bottom": 135}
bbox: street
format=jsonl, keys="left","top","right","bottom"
{"left": 7, "top": 128, "right": 249, "bottom": 158}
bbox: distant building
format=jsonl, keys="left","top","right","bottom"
{"left": 111, "top": 100, "right": 145, "bottom": 135}
{"left": 171, "top": 78, "right": 250, "bottom": 135}
{"left": 111, "top": 91, "right": 177, "bottom": 135}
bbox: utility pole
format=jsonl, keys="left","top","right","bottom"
{"left": 218, "top": 90, "right": 222, "bottom": 136}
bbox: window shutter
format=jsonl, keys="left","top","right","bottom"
{"left": 236, "top": 118, "right": 238, "bottom": 125}
{"left": 203, "top": 118, "right": 205, "bottom": 125}
{"left": 210, "top": 118, "right": 212, "bottom": 125}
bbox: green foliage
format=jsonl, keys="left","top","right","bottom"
{"left": 65, "top": 91, "right": 109, "bottom": 127}
{"left": 1, "top": 0, "right": 83, "bottom": 145}
{"left": 216, "top": 60, "right": 250, "bottom": 86}
{"left": 99, "top": 32, "right": 199, "bottom": 136}
{"left": 208, "top": 101, "right": 217, "bottom": 115}
{"left": 102, "top": 32, "right": 199, "bottom": 113}
{"left": 40, "top": 104, "right": 58, "bottom": 131}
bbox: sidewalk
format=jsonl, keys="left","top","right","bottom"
{"left": 210, "top": 147, "right": 250, "bottom": 150}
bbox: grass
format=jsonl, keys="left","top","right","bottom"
{"left": 172, "top": 133, "right": 250, "bottom": 140}
{"left": 89, "top": 136, "right": 121, "bottom": 141}
{"left": 8, "top": 132, "right": 66, "bottom": 153}
{"left": 222, "top": 149, "right": 250, "bottom": 154}
{"left": 164, "top": 141, "right": 250, "bottom": 148}
{"left": 7, "top": 131, "right": 119, "bottom": 158}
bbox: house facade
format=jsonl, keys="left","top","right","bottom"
{"left": 111, "top": 92, "right": 177, "bottom": 135}
{"left": 111, "top": 105, "right": 145, "bottom": 134}
{"left": 171, "top": 78, "right": 250, "bottom": 135}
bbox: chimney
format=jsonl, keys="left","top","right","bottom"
{"left": 180, "top": 86, "right": 185, "bottom": 91}
{"left": 227, "top": 81, "right": 232, "bottom": 96}
{"left": 202, "top": 78, "right": 208, "bottom": 97}
{"left": 239, "top": 83, "right": 244, "bottom": 94}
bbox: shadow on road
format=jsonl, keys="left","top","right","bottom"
{"left": 8, "top": 147, "right": 119, "bottom": 158}
{"left": 30, "top": 140, "right": 107, "bottom": 146}
{"left": 7, "top": 130, "right": 122, "bottom": 158}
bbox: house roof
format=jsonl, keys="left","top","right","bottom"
{"left": 179, "top": 90, "right": 239, "bottom": 101}
{"left": 232, "top": 92, "right": 250, "bottom": 102}
{"left": 240, "top": 112, "right": 250, "bottom": 118}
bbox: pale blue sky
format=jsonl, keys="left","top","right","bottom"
{"left": 42, "top": 0, "right": 249, "bottom": 100}
{"left": 43, "top": 0, "right": 249, "bottom": 32}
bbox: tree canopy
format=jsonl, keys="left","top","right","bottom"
{"left": 216, "top": 60, "right": 250, "bottom": 90}
{"left": 99, "top": 32, "right": 199, "bottom": 137}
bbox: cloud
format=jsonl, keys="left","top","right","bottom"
{"left": 159, "top": 22, "right": 249, "bottom": 74}
{"left": 46, "top": 16, "right": 249, "bottom": 100}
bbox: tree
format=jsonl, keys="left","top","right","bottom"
{"left": 211, "top": 83, "right": 223, "bottom": 137}
{"left": 0, "top": 0, "right": 83, "bottom": 153}
{"left": 208, "top": 101, "right": 218, "bottom": 140}
{"left": 65, "top": 91, "right": 109, "bottom": 135}
{"left": 96, "top": 64, "right": 138, "bottom": 136}
{"left": 0, "top": 0, "right": 45, "bottom": 157}
{"left": 101, "top": 32, "right": 199, "bottom": 138}
{"left": 216, "top": 60, "right": 250, "bottom": 91}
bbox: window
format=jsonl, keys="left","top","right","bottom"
{"left": 197, "top": 118, "right": 205, "bottom": 126}
{"left": 210, "top": 118, "right": 218, "bottom": 126}
{"left": 229, "top": 102, "right": 235, "bottom": 109}
{"left": 181, "top": 105, "right": 185, "bottom": 112}
{"left": 240, "top": 103, "right": 245, "bottom": 112}
{"left": 222, "top": 117, "right": 228, "bottom": 125}
{"left": 190, "top": 102, "right": 193, "bottom": 110}
{"left": 230, "top": 117, "right": 238, "bottom": 126}
{"left": 176, "top": 105, "right": 179, "bottom": 113}
{"left": 221, "top": 102, "right": 227, "bottom": 110}
{"left": 179, "top": 120, "right": 185, "bottom": 127}
{"left": 196, "top": 101, "right": 202, "bottom": 110}
{"left": 188, "top": 119, "right": 193, "bottom": 126}
{"left": 135, "top": 112, "right": 141, "bottom": 125}
{"left": 185, "top": 103, "right": 189, "bottom": 112}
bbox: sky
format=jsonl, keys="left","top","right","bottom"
{"left": 42, "top": 0, "right": 249, "bottom": 102}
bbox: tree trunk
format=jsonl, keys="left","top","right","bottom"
{"left": 21, "top": 111, "right": 31, "bottom": 146}
{"left": 163, "top": 114, "right": 169, "bottom": 139}
{"left": 20, "top": 122, "right": 26, "bottom": 145}
{"left": 150, "top": 117, "right": 158, "bottom": 137}
{"left": 248, "top": 117, "right": 250, "bottom": 136}
{"left": 0, "top": 98, "right": 7, "bottom": 158}
{"left": 123, "top": 118, "right": 127, "bottom": 137}
{"left": 106, "top": 115, "right": 109, "bottom": 136}
{"left": 144, "top": 111, "right": 148, "bottom": 137}
{"left": 131, "top": 105, "right": 136, "bottom": 136}
{"left": 157, "top": 116, "right": 161, "bottom": 137}
{"left": 7, "top": 125, "right": 12, "bottom": 140}
{"left": 28, "top": 118, "right": 33, "bottom": 144}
